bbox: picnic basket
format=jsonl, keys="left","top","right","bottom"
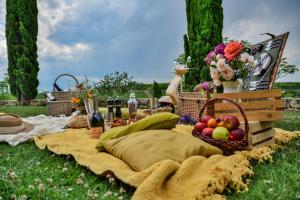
{"left": 192, "top": 97, "right": 249, "bottom": 155}
{"left": 47, "top": 74, "right": 79, "bottom": 116}
{"left": 178, "top": 92, "right": 213, "bottom": 120}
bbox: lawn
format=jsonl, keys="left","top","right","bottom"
{"left": 0, "top": 107, "right": 300, "bottom": 199}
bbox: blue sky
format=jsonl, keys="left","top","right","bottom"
{"left": 0, "top": 0, "right": 300, "bottom": 91}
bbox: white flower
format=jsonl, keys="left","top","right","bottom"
{"left": 118, "top": 196, "right": 124, "bottom": 200}
{"left": 119, "top": 187, "right": 126, "bottom": 193}
{"left": 240, "top": 53, "right": 255, "bottom": 67}
{"left": 62, "top": 167, "right": 68, "bottom": 172}
{"left": 216, "top": 54, "right": 223, "bottom": 59}
{"left": 210, "top": 67, "right": 220, "bottom": 80}
{"left": 103, "top": 191, "right": 112, "bottom": 198}
{"left": 7, "top": 169, "right": 17, "bottom": 179}
{"left": 34, "top": 178, "right": 41, "bottom": 184}
{"left": 108, "top": 177, "right": 115, "bottom": 183}
{"left": 38, "top": 183, "right": 45, "bottom": 192}
{"left": 76, "top": 178, "right": 83, "bottom": 185}
{"left": 28, "top": 185, "right": 35, "bottom": 191}
{"left": 213, "top": 79, "right": 221, "bottom": 86}
{"left": 221, "top": 66, "right": 234, "bottom": 81}
{"left": 210, "top": 61, "right": 216, "bottom": 66}
{"left": 18, "top": 194, "right": 27, "bottom": 200}
{"left": 216, "top": 58, "right": 229, "bottom": 72}
{"left": 46, "top": 178, "right": 53, "bottom": 183}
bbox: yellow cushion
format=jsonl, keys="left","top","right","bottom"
{"left": 96, "top": 112, "right": 179, "bottom": 150}
{"left": 101, "top": 130, "right": 223, "bottom": 171}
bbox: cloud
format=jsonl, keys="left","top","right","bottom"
{"left": 37, "top": 0, "right": 90, "bottom": 60}
{"left": 0, "top": 0, "right": 6, "bottom": 60}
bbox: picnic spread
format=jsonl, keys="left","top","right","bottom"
{"left": 2, "top": 32, "right": 299, "bottom": 199}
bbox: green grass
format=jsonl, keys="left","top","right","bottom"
{"left": 0, "top": 106, "right": 48, "bottom": 117}
{"left": 0, "top": 107, "right": 300, "bottom": 199}
{"left": 0, "top": 142, "right": 134, "bottom": 200}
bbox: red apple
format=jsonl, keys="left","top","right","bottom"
{"left": 223, "top": 115, "right": 240, "bottom": 131}
{"left": 207, "top": 118, "right": 218, "bottom": 128}
{"left": 229, "top": 128, "right": 245, "bottom": 141}
{"left": 194, "top": 122, "right": 207, "bottom": 133}
{"left": 202, "top": 127, "right": 214, "bottom": 137}
{"left": 201, "top": 115, "right": 213, "bottom": 123}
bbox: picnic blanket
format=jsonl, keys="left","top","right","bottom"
{"left": 34, "top": 126, "right": 300, "bottom": 200}
{"left": 0, "top": 115, "right": 70, "bottom": 146}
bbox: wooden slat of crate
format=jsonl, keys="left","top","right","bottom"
{"left": 249, "top": 128, "right": 274, "bottom": 144}
{"left": 214, "top": 89, "right": 283, "bottom": 121}
{"left": 215, "top": 89, "right": 281, "bottom": 99}
{"left": 240, "top": 121, "right": 274, "bottom": 133}
{"left": 250, "top": 137, "right": 274, "bottom": 148}
{"left": 239, "top": 121, "right": 275, "bottom": 148}
{"left": 215, "top": 100, "right": 282, "bottom": 111}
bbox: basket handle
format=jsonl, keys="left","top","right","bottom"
{"left": 199, "top": 97, "right": 249, "bottom": 138}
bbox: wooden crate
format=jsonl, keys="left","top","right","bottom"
{"left": 214, "top": 89, "right": 283, "bottom": 122}
{"left": 240, "top": 121, "right": 275, "bottom": 148}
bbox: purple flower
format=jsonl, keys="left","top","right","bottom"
{"left": 214, "top": 43, "right": 226, "bottom": 55}
{"left": 204, "top": 51, "right": 216, "bottom": 65}
{"left": 200, "top": 81, "right": 211, "bottom": 92}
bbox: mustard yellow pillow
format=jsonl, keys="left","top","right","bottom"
{"left": 101, "top": 130, "right": 223, "bottom": 171}
{"left": 96, "top": 112, "right": 179, "bottom": 151}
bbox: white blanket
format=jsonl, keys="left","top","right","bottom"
{"left": 0, "top": 115, "right": 71, "bottom": 146}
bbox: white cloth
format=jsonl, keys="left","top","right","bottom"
{"left": 0, "top": 115, "right": 71, "bottom": 146}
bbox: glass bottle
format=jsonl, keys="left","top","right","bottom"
{"left": 115, "top": 96, "right": 122, "bottom": 118}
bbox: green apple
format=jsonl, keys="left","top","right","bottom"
{"left": 212, "top": 127, "right": 229, "bottom": 140}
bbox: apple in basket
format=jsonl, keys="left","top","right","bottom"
{"left": 201, "top": 115, "right": 213, "bottom": 123}
{"left": 207, "top": 118, "right": 218, "bottom": 128}
{"left": 229, "top": 128, "right": 245, "bottom": 141}
{"left": 212, "top": 127, "right": 229, "bottom": 140}
{"left": 202, "top": 127, "right": 214, "bottom": 137}
{"left": 194, "top": 122, "right": 207, "bottom": 133}
{"left": 222, "top": 115, "right": 240, "bottom": 131}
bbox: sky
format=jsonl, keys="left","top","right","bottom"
{"left": 0, "top": 0, "right": 299, "bottom": 91}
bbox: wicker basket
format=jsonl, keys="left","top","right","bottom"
{"left": 47, "top": 74, "right": 79, "bottom": 116}
{"left": 178, "top": 92, "right": 214, "bottom": 120}
{"left": 192, "top": 97, "right": 249, "bottom": 155}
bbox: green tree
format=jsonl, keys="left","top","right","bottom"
{"left": 184, "top": 0, "right": 223, "bottom": 85}
{"left": 276, "top": 58, "right": 299, "bottom": 81}
{"left": 5, "top": 0, "right": 39, "bottom": 105}
{"left": 152, "top": 81, "right": 162, "bottom": 98}
{"left": 94, "top": 72, "right": 134, "bottom": 97}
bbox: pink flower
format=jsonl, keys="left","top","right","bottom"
{"left": 210, "top": 67, "right": 220, "bottom": 80}
{"left": 204, "top": 51, "right": 216, "bottom": 65}
{"left": 216, "top": 58, "right": 229, "bottom": 72}
{"left": 221, "top": 66, "right": 234, "bottom": 81}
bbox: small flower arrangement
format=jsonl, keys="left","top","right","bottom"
{"left": 71, "top": 89, "right": 94, "bottom": 106}
{"left": 193, "top": 81, "right": 215, "bottom": 93}
{"left": 204, "top": 41, "right": 255, "bottom": 86}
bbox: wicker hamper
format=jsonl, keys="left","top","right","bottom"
{"left": 47, "top": 91, "right": 77, "bottom": 116}
{"left": 178, "top": 92, "right": 213, "bottom": 120}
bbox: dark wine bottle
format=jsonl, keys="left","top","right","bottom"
{"left": 91, "top": 111, "right": 105, "bottom": 132}
{"left": 115, "top": 96, "right": 122, "bottom": 118}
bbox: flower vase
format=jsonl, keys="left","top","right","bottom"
{"left": 76, "top": 105, "right": 86, "bottom": 114}
{"left": 222, "top": 80, "right": 243, "bottom": 93}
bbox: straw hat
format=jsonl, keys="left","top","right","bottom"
{"left": 0, "top": 113, "right": 34, "bottom": 134}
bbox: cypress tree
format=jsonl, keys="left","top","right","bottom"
{"left": 153, "top": 81, "right": 162, "bottom": 98}
{"left": 5, "top": 0, "right": 39, "bottom": 105}
{"left": 184, "top": 0, "right": 223, "bottom": 85}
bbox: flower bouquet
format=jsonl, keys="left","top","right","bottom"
{"left": 205, "top": 41, "right": 255, "bottom": 92}
{"left": 71, "top": 89, "right": 94, "bottom": 113}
